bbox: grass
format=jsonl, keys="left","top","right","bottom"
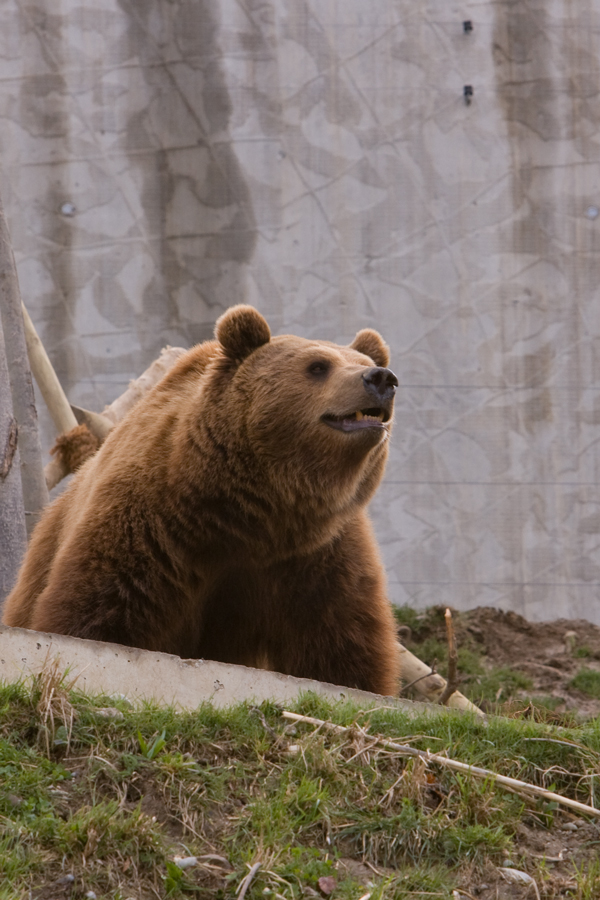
{"left": 1, "top": 673, "right": 600, "bottom": 898}
{"left": 571, "top": 858, "right": 600, "bottom": 899}
{"left": 569, "top": 668, "right": 600, "bottom": 699}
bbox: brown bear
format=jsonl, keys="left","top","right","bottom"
{"left": 3, "top": 306, "right": 400, "bottom": 695}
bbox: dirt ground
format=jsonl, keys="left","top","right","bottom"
{"left": 403, "top": 606, "right": 600, "bottom": 720}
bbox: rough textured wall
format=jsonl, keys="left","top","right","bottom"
{"left": 1, "top": 0, "right": 600, "bottom": 622}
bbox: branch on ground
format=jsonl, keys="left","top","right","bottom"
{"left": 282, "top": 710, "right": 600, "bottom": 820}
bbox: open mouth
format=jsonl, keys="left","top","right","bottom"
{"left": 322, "top": 407, "right": 390, "bottom": 432}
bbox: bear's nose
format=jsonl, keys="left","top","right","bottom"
{"left": 362, "top": 367, "right": 399, "bottom": 402}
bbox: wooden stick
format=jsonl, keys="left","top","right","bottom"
{"left": 398, "top": 642, "right": 482, "bottom": 716}
{"left": 439, "top": 608, "right": 459, "bottom": 706}
{"left": 237, "top": 861, "right": 261, "bottom": 900}
{"left": 282, "top": 711, "right": 600, "bottom": 819}
{"left": 44, "top": 454, "right": 69, "bottom": 492}
{"left": 70, "top": 405, "right": 114, "bottom": 441}
{"left": 20, "top": 302, "right": 78, "bottom": 436}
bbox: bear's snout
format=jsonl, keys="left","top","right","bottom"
{"left": 362, "top": 367, "right": 398, "bottom": 403}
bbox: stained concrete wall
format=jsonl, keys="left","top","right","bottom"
{"left": 1, "top": 1, "right": 600, "bottom": 622}
{"left": 0, "top": 624, "right": 414, "bottom": 711}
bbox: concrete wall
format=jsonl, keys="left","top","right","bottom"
{"left": 2, "top": 0, "right": 600, "bottom": 622}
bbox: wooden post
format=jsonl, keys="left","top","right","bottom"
{"left": 0, "top": 197, "right": 48, "bottom": 536}
{"left": 0, "top": 313, "right": 27, "bottom": 609}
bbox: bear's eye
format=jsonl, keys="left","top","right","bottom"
{"left": 307, "top": 360, "right": 330, "bottom": 378}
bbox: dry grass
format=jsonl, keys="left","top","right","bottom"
{"left": 33, "top": 655, "right": 80, "bottom": 755}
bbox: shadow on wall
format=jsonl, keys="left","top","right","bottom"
{"left": 120, "top": 0, "right": 258, "bottom": 350}
{"left": 16, "top": 0, "right": 258, "bottom": 407}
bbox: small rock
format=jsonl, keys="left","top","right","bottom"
{"left": 93, "top": 707, "right": 124, "bottom": 720}
{"left": 57, "top": 874, "right": 75, "bottom": 885}
{"left": 562, "top": 822, "right": 578, "bottom": 831}
{"left": 8, "top": 793, "right": 23, "bottom": 807}
{"left": 286, "top": 744, "right": 300, "bottom": 755}
{"left": 317, "top": 876, "right": 337, "bottom": 896}
{"left": 174, "top": 856, "right": 198, "bottom": 869}
{"left": 499, "top": 867, "right": 537, "bottom": 887}
{"left": 86, "top": 893, "right": 97, "bottom": 899}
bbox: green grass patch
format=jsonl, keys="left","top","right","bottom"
{"left": 1, "top": 677, "right": 600, "bottom": 898}
{"left": 466, "top": 666, "right": 534, "bottom": 703}
{"left": 569, "top": 668, "right": 600, "bottom": 699}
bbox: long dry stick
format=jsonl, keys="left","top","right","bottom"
{"left": 20, "top": 302, "right": 79, "bottom": 489}
{"left": 282, "top": 711, "right": 600, "bottom": 820}
{"left": 439, "top": 608, "right": 459, "bottom": 706}
{"left": 237, "top": 861, "right": 261, "bottom": 900}
{"left": 20, "top": 302, "right": 77, "bottom": 436}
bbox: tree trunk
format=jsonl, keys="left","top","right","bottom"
{"left": 0, "top": 199, "right": 48, "bottom": 535}
{"left": 0, "top": 311, "right": 27, "bottom": 610}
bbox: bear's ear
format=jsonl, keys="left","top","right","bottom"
{"left": 215, "top": 305, "right": 271, "bottom": 361}
{"left": 350, "top": 329, "right": 390, "bottom": 368}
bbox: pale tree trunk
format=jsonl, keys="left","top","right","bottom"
{"left": 0, "top": 309, "right": 27, "bottom": 609}
{"left": 0, "top": 198, "right": 48, "bottom": 536}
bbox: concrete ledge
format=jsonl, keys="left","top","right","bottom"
{"left": 0, "top": 625, "right": 438, "bottom": 715}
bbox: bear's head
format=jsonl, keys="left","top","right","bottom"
{"left": 204, "top": 305, "right": 397, "bottom": 513}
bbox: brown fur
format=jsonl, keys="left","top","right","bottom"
{"left": 51, "top": 424, "right": 99, "bottom": 474}
{"left": 4, "top": 307, "right": 400, "bottom": 695}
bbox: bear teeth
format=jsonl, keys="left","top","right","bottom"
{"left": 322, "top": 407, "right": 388, "bottom": 429}
{"left": 357, "top": 409, "right": 384, "bottom": 422}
